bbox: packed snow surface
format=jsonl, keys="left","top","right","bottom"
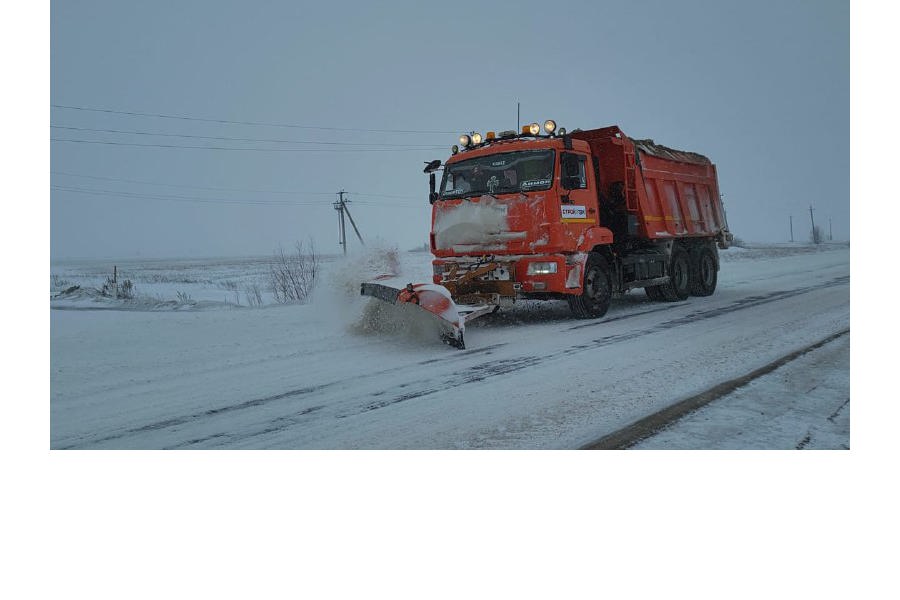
{"left": 50, "top": 243, "right": 850, "bottom": 449}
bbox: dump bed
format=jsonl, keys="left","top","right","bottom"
{"left": 571, "top": 126, "right": 727, "bottom": 241}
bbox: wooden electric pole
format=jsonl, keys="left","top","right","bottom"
{"left": 809, "top": 204, "right": 818, "bottom": 244}
{"left": 334, "top": 190, "right": 347, "bottom": 255}
{"left": 789, "top": 215, "right": 794, "bottom": 242}
{"left": 333, "top": 190, "right": 364, "bottom": 255}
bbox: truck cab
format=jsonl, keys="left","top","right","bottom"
{"left": 428, "top": 123, "right": 613, "bottom": 314}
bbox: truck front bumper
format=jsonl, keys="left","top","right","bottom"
{"left": 432, "top": 253, "right": 584, "bottom": 298}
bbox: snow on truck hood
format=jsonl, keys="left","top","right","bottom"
{"left": 432, "top": 194, "right": 527, "bottom": 251}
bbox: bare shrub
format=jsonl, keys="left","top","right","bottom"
{"left": 269, "top": 240, "right": 320, "bottom": 304}
{"left": 101, "top": 276, "right": 116, "bottom": 297}
{"left": 120, "top": 280, "right": 134, "bottom": 299}
{"left": 101, "top": 276, "right": 135, "bottom": 299}
{"left": 244, "top": 283, "right": 263, "bottom": 307}
{"left": 51, "top": 275, "right": 72, "bottom": 291}
{"left": 176, "top": 290, "right": 193, "bottom": 303}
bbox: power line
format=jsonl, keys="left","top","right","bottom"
{"left": 51, "top": 184, "right": 423, "bottom": 208}
{"left": 345, "top": 191, "right": 423, "bottom": 200}
{"left": 52, "top": 185, "right": 319, "bottom": 206}
{"left": 52, "top": 171, "right": 334, "bottom": 196}
{"left": 51, "top": 171, "right": 424, "bottom": 201}
{"left": 51, "top": 103, "right": 458, "bottom": 135}
{"left": 50, "top": 125, "right": 447, "bottom": 148}
{"left": 51, "top": 137, "right": 445, "bottom": 152}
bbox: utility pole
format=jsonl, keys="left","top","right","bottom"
{"left": 829, "top": 217, "right": 833, "bottom": 241}
{"left": 334, "top": 190, "right": 348, "bottom": 255}
{"left": 333, "top": 190, "right": 364, "bottom": 255}
{"left": 809, "top": 204, "right": 818, "bottom": 244}
{"left": 789, "top": 215, "right": 794, "bottom": 242}
{"left": 517, "top": 101, "right": 520, "bottom": 132}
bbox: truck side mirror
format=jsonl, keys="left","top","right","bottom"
{"left": 429, "top": 172, "right": 437, "bottom": 204}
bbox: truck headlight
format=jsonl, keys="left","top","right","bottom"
{"left": 459, "top": 134, "right": 471, "bottom": 147}
{"left": 528, "top": 122, "right": 540, "bottom": 135}
{"left": 526, "top": 262, "right": 557, "bottom": 275}
{"left": 472, "top": 132, "right": 483, "bottom": 144}
{"left": 543, "top": 119, "right": 557, "bottom": 134}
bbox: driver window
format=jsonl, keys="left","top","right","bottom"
{"left": 562, "top": 153, "right": 587, "bottom": 189}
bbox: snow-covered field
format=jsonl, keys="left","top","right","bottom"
{"left": 50, "top": 242, "right": 850, "bottom": 449}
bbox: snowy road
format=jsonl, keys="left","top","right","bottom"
{"left": 631, "top": 332, "right": 850, "bottom": 449}
{"left": 51, "top": 246, "right": 850, "bottom": 449}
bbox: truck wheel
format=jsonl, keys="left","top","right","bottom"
{"left": 659, "top": 246, "right": 690, "bottom": 301}
{"left": 645, "top": 285, "right": 663, "bottom": 301}
{"left": 690, "top": 246, "right": 718, "bottom": 296}
{"left": 568, "top": 254, "right": 612, "bottom": 318}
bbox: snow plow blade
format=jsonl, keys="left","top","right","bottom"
{"left": 360, "top": 281, "right": 495, "bottom": 349}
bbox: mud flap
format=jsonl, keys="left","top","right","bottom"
{"left": 361, "top": 282, "right": 467, "bottom": 349}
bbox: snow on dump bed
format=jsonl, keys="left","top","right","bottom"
{"left": 630, "top": 138, "right": 711, "bottom": 165}
{"left": 433, "top": 195, "right": 512, "bottom": 250}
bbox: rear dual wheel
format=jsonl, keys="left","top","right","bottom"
{"left": 690, "top": 246, "right": 718, "bottom": 296}
{"left": 659, "top": 245, "right": 691, "bottom": 301}
{"left": 645, "top": 243, "right": 717, "bottom": 302}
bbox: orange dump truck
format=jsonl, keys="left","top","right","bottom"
{"left": 362, "top": 120, "right": 732, "bottom": 348}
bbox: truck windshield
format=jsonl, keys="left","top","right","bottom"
{"left": 439, "top": 150, "right": 554, "bottom": 199}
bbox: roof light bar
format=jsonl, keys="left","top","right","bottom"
{"left": 456, "top": 120, "right": 564, "bottom": 149}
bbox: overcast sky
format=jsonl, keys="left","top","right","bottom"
{"left": 50, "top": 0, "right": 848, "bottom": 259}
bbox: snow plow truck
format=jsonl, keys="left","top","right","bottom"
{"left": 362, "top": 120, "right": 732, "bottom": 349}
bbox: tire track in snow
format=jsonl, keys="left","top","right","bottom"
{"left": 55, "top": 342, "right": 508, "bottom": 449}
{"left": 827, "top": 398, "right": 850, "bottom": 423}
{"left": 565, "top": 275, "right": 848, "bottom": 331}
{"left": 184, "top": 355, "right": 545, "bottom": 448}
{"left": 350, "top": 355, "right": 544, "bottom": 415}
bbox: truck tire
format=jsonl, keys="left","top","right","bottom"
{"left": 568, "top": 254, "right": 612, "bottom": 318}
{"left": 690, "top": 246, "right": 718, "bottom": 296}
{"left": 659, "top": 245, "right": 690, "bottom": 301}
{"left": 645, "top": 285, "right": 663, "bottom": 301}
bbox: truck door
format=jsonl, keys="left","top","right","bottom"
{"left": 559, "top": 151, "right": 598, "bottom": 232}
